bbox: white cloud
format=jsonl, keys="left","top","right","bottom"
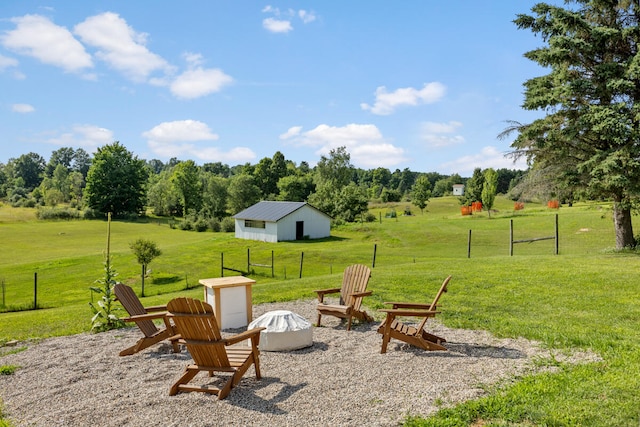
{"left": 350, "top": 143, "right": 407, "bottom": 168}
{"left": 263, "top": 17, "right": 293, "bottom": 33}
{"left": 1, "top": 14, "right": 93, "bottom": 73}
{"left": 422, "top": 120, "right": 462, "bottom": 134}
{"left": 279, "top": 126, "right": 302, "bottom": 139}
{"left": 421, "top": 121, "right": 465, "bottom": 148}
{"left": 74, "top": 12, "right": 172, "bottom": 82}
{"left": 440, "top": 146, "right": 527, "bottom": 175}
{"left": 45, "top": 124, "right": 114, "bottom": 149}
{"left": 0, "top": 54, "right": 18, "bottom": 70}
{"left": 298, "top": 10, "right": 317, "bottom": 24}
{"left": 170, "top": 67, "right": 233, "bottom": 99}
{"left": 143, "top": 119, "right": 255, "bottom": 163}
{"left": 183, "top": 52, "right": 204, "bottom": 67}
{"left": 12, "top": 103, "right": 35, "bottom": 113}
{"left": 262, "top": 6, "right": 316, "bottom": 33}
{"left": 361, "top": 82, "right": 446, "bottom": 115}
{"left": 422, "top": 134, "right": 465, "bottom": 148}
{"left": 142, "top": 120, "right": 219, "bottom": 142}
{"left": 280, "top": 123, "right": 407, "bottom": 168}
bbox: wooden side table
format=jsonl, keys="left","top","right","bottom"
{"left": 199, "top": 276, "right": 256, "bottom": 329}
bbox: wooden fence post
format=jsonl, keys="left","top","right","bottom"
{"left": 510, "top": 220, "right": 514, "bottom": 256}
{"left": 299, "top": 252, "right": 304, "bottom": 279}
{"left": 372, "top": 244, "right": 377, "bottom": 268}
{"left": 33, "top": 272, "right": 37, "bottom": 310}
{"left": 555, "top": 214, "right": 559, "bottom": 255}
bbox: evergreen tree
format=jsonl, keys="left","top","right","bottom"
{"left": 511, "top": 1, "right": 640, "bottom": 248}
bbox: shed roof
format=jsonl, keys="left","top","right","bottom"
{"left": 233, "top": 201, "right": 328, "bottom": 222}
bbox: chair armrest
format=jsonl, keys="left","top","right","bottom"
{"left": 314, "top": 287, "right": 341, "bottom": 303}
{"left": 383, "top": 302, "right": 434, "bottom": 310}
{"left": 314, "top": 288, "right": 341, "bottom": 296}
{"left": 123, "top": 312, "right": 169, "bottom": 322}
{"left": 378, "top": 308, "right": 439, "bottom": 318}
{"left": 144, "top": 305, "right": 168, "bottom": 312}
{"left": 224, "top": 327, "right": 266, "bottom": 346}
{"left": 350, "top": 291, "right": 373, "bottom": 298}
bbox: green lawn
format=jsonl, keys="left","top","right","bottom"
{"left": 1, "top": 198, "right": 639, "bottom": 426}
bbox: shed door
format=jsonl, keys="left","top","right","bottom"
{"left": 296, "top": 221, "right": 304, "bottom": 240}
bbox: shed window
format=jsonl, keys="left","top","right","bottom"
{"left": 245, "top": 220, "right": 266, "bottom": 229}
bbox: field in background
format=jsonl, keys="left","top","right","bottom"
{"left": 0, "top": 196, "right": 614, "bottom": 319}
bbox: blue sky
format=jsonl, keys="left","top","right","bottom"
{"left": 1, "top": 1, "right": 558, "bottom": 176}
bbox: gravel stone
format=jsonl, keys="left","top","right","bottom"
{"left": 0, "top": 299, "right": 600, "bottom": 427}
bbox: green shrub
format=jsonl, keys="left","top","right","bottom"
{"left": 179, "top": 219, "right": 193, "bottom": 230}
{"left": 209, "top": 218, "right": 221, "bottom": 232}
{"left": 82, "top": 208, "right": 102, "bottom": 219}
{"left": 88, "top": 258, "right": 125, "bottom": 333}
{"left": 36, "top": 207, "right": 81, "bottom": 220}
{"left": 194, "top": 218, "right": 208, "bottom": 232}
{"left": 221, "top": 217, "right": 235, "bottom": 232}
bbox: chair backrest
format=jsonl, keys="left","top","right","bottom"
{"left": 114, "top": 283, "right": 158, "bottom": 338}
{"left": 340, "top": 264, "right": 371, "bottom": 309}
{"left": 167, "top": 297, "right": 229, "bottom": 367}
{"left": 429, "top": 275, "right": 451, "bottom": 310}
{"left": 416, "top": 275, "right": 452, "bottom": 333}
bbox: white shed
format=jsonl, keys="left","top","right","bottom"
{"left": 452, "top": 184, "right": 465, "bottom": 196}
{"left": 233, "top": 201, "right": 331, "bottom": 242}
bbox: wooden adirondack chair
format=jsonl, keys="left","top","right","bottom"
{"left": 166, "top": 297, "right": 265, "bottom": 400}
{"left": 113, "top": 283, "right": 180, "bottom": 356}
{"left": 314, "top": 264, "right": 373, "bottom": 331}
{"left": 377, "top": 275, "right": 452, "bottom": 354}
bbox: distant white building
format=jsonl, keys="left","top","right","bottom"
{"left": 452, "top": 184, "right": 465, "bottom": 196}
{"left": 233, "top": 201, "right": 331, "bottom": 243}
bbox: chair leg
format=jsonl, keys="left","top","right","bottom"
{"left": 119, "top": 337, "right": 149, "bottom": 356}
{"left": 169, "top": 367, "right": 199, "bottom": 395}
{"left": 380, "top": 316, "right": 393, "bottom": 354}
{"left": 346, "top": 315, "right": 353, "bottom": 331}
{"left": 119, "top": 345, "right": 137, "bottom": 357}
{"left": 316, "top": 312, "right": 322, "bottom": 327}
{"left": 218, "top": 376, "right": 234, "bottom": 400}
{"left": 252, "top": 353, "right": 262, "bottom": 379}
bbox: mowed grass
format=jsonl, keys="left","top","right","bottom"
{"left": 1, "top": 197, "right": 639, "bottom": 426}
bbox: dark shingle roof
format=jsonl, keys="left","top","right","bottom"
{"left": 233, "top": 201, "right": 311, "bottom": 222}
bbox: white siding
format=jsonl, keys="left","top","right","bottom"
{"left": 235, "top": 220, "right": 278, "bottom": 242}
{"left": 277, "top": 205, "right": 330, "bottom": 241}
{"left": 235, "top": 204, "right": 330, "bottom": 242}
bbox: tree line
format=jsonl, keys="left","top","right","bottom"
{"left": 0, "top": 142, "right": 524, "bottom": 225}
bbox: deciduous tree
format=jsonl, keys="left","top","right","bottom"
{"left": 482, "top": 168, "right": 498, "bottom": 218}
{"left": 129, "top": 238, "right": 161, "bottom": 297}
{"left": 227, "top": 174, "right": 261, "bottom": 214}
{"left": 85, "top": 142, "right": 148, "bottom": 217}
{"left": 171, "top": 160, "right": 202, "bottom": 217}
{"left": 411, "top": 175, "right": 432, "bottom": 214}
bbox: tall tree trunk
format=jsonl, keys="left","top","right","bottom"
{"left": 613, "top": 202, "right": 635, "bottom": 249}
